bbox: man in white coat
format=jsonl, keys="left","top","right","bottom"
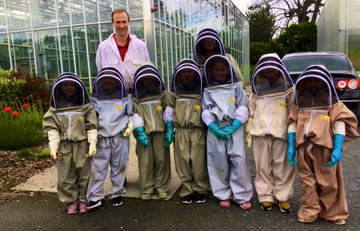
{"left": 96, "top": 9, "right": 150, "bottom": 92}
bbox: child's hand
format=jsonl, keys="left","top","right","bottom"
{"left": 222, "top": 119, "right": 243, "bottom": 136}
{"left": 135, "top": 127, "right": 150, "bottom": 147}
{"left": 326, "top": 134, "right": 345, "bottom": 168}
{"left": 47, "top": 129, "right": 60, "bottom": 160}
{"left": 88, "top": 142, "right": 97, "bottom": 157}
{"left": 287, "top": 132, "right": 297, "bottom": 168}
{"left": 164, "top": 121, "right": 174, "bottom": 148}
{"left": 123, "top": 117, "right": 134, "bottom": 137}
{"left": 49, "top": 147, "right": 59, "bottom": 160}
{"left": 87, "top": 129, "right": 98, "bottom": 157}
{"left": 246, "top": 134, "right": 252, "bottom": 149}
{"left": 208, "top": 122, "right": 230, "bottom": 140}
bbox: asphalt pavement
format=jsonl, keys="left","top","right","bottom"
{"left": 1, "top": 130, "right": 360, "bottom": 231}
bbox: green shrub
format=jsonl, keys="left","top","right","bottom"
{"left": 0, "top": 101, "right": 44, "bottom": 150}
{"left": 17, "top": 147, "right": 50, "bottom": 159}
{"left": 0, "top": 69, "right": 51, "bottom": 111}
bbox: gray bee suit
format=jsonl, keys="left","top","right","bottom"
{"left": 202, "top": 55, "right": 253, "bottom": 204}
{"left": 86, "top": 67, "right": 132, "bottom": 202}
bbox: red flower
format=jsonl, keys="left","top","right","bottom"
{"left": 22, "top": 103, "right": 31, "bottom": 109}
{"left": 12, "top": 111, "right": 20, "bottom": 117}
{"left": 4, "top": 107, "right": 12, "bottom": 112}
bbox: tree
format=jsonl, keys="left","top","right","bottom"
{"left": 275, "top": 21, "right": 317, "bottom": 56}
{"left": 247, "top": 4, "right": 276, "bottom": 42}
{"left": 250, "top": 0, "right": 325, "bottom": 31}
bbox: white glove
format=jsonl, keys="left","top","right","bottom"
{"left": 48, "top": 129, "right": 60, "bottom": 160}
{"left": 87, "top": 129, "right": 98, "bottom": 157}
{"left": 123, "top": 116, "right": 134, "bottom": 137}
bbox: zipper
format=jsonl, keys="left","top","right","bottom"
{"left": 265, "top": 98, "right": 272, "bottom": 134}
{"left": 186, "top": 100, "right": 190, "bottom": 126}
{"left": 148, "top": 104, "right": 155, "bottom": 131}
{"left": 56, "top": 111, "right": 82, "bottom": 140}
{"left": 303, "top": 109, "right": 328, "bottom": 137}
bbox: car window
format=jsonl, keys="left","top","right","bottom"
{"left": 283, "top": 55, "right": 352, "bottom": 72}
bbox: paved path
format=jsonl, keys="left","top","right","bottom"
{"left": 12, "top": 136, "right": 181, "bottom": 200}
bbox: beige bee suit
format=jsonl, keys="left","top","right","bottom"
{"left": 249, "top": 89, "right": 296, "bottom": 203}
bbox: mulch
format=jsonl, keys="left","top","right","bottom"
{"left": 0, "top": 149, "right": 55, "bottom": 202}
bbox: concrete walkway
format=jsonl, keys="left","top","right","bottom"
{"left": 12, "top": 136, "right": 181, "bottom": 200}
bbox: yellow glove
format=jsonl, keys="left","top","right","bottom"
{"left": 88, "top": 141, "right": 97, "bottom": 157}
{"left": 123, "top": 116, "right": 134, "bottom": 137}
{"left": 87, "top": 129, "right": 98, "bottom": 157}
{"left": 245, "top": 120, "right": 253, "bottom": 149}
{"left": 47, "top": 129, "right": 60, "bottom": 160}
{"left": 246, "top": 134, "right": 253, "bottom": 149}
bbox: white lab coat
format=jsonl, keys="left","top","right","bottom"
{"left": 96, "top": 33, "right": 150, "bottom": 90}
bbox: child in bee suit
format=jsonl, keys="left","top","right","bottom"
{"left": 201, "top": 55, "right": 253, "bottom": 209}
{"left": 287, "top": 65, "right": 359, "bottom": 225}
{"left": 247, "top": 53, "right": 296, "bottom": 212}
{"left": 163, "top": 59, "right": 210, "bottom": 204}
{"left": 86, "top": 67, "right": 133, "bottom": 210}
{"left": 131, "top": 64, "right": 171, "bottom": 200}
{"left": 194, "top": 28, "right": 244, "bottom": 86}
{"left": 43, "top": 72, "right": 98, "bottom": 215}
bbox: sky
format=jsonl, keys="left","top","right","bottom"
{"left": 232, "top": 0, "right": 253, "bottom": 14}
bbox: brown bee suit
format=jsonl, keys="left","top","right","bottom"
{"left": 288, "top": 102, "right": 358, "bottom": 223}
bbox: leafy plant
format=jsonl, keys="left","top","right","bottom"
{"left": 0, "top": 69, "right": 51, "bottom": 110}
{"left": 0, "top": 101, "right": 44, "bottom": 150}
{"left": 17, "top": 147, "right": 50, "bottom": 159}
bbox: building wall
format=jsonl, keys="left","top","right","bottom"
{"left": 317, "top": 0, "right": 360, "bottom": 70}
{"left": 0, "top": 0, "right": 249, "bottom": 88}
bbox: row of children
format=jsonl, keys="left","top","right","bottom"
{"left": 42, "top": 28, "right": 359, "bottom": 226}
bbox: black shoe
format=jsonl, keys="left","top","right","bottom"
{"left": 194, "top": 193, "right": 206, "bottom": 204}
{"left": 112, "top": 196, "right": 123, "bottom": 207}
{"left": 181, "top": 194, "right": 193, "bottom": 204}
{"left": 87, "top": 199, "right": 103, "bottom": 210}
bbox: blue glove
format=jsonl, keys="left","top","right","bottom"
{"left": 287, "top": 132, "right": 297, "bottom": 167}
{"left": 208, "top": 122, "right": 230, "bottom": 140}
{"left": 222, "top": 118, "right": 243, "bottom": 136}
{"left": 135, "top": 127, "right": 149, "bottom": 147}
{"left": 164, "top": 121, "right": 174, "bottom": 148}
{"left": 326, "top": 134, "right": 345, "bottom": 168}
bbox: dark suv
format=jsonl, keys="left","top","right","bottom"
{"left": 282, "top": 52, "right": 360, "bottom": 119}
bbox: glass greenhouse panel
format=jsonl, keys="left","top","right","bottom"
{"left": 84, "top": 0, "right": 98, "bottom": 23}
{"left": 129, "top": 0, "right": 142, "bottom": 19}
{"left": 6, "top": 0, "right": 31, "bottom": 31}
{"left": 70, "top": 0, "right": 84, "bottom": 24}
{"left": 99, "top": 0, "right": 112, "bottom": 22}
{"left": 34, "top": 29, "right": 61, "bottom": 81}
{"left": 113, "top": 0, "right": 127, "bottom": 11}
{"left": 72, "top": 26, "right": 88, "bottom": 78}
{"left": 56, "top": 0, "right": 70, "bottom": 26}
{"left": 0, "top": 34, "right": 10, "bottom": 70}
{"left": 59, "top": 27, "right": 75, "bottom": 73}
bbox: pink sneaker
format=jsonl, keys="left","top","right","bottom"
{"left": 78, "top": 202, "right": 87, "bottom": 214}
{"left": 67, "top": 203, "right": 78, "bottom": 215}
{"left": 240, "top": 201, "right": 252, "bottom": 210}
{"left": 220, "top": 200, "right": 231, "bottom": 208}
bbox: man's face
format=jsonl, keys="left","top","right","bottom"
{"left": 112, "top": 12, "right": 129, "bottom": 38}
